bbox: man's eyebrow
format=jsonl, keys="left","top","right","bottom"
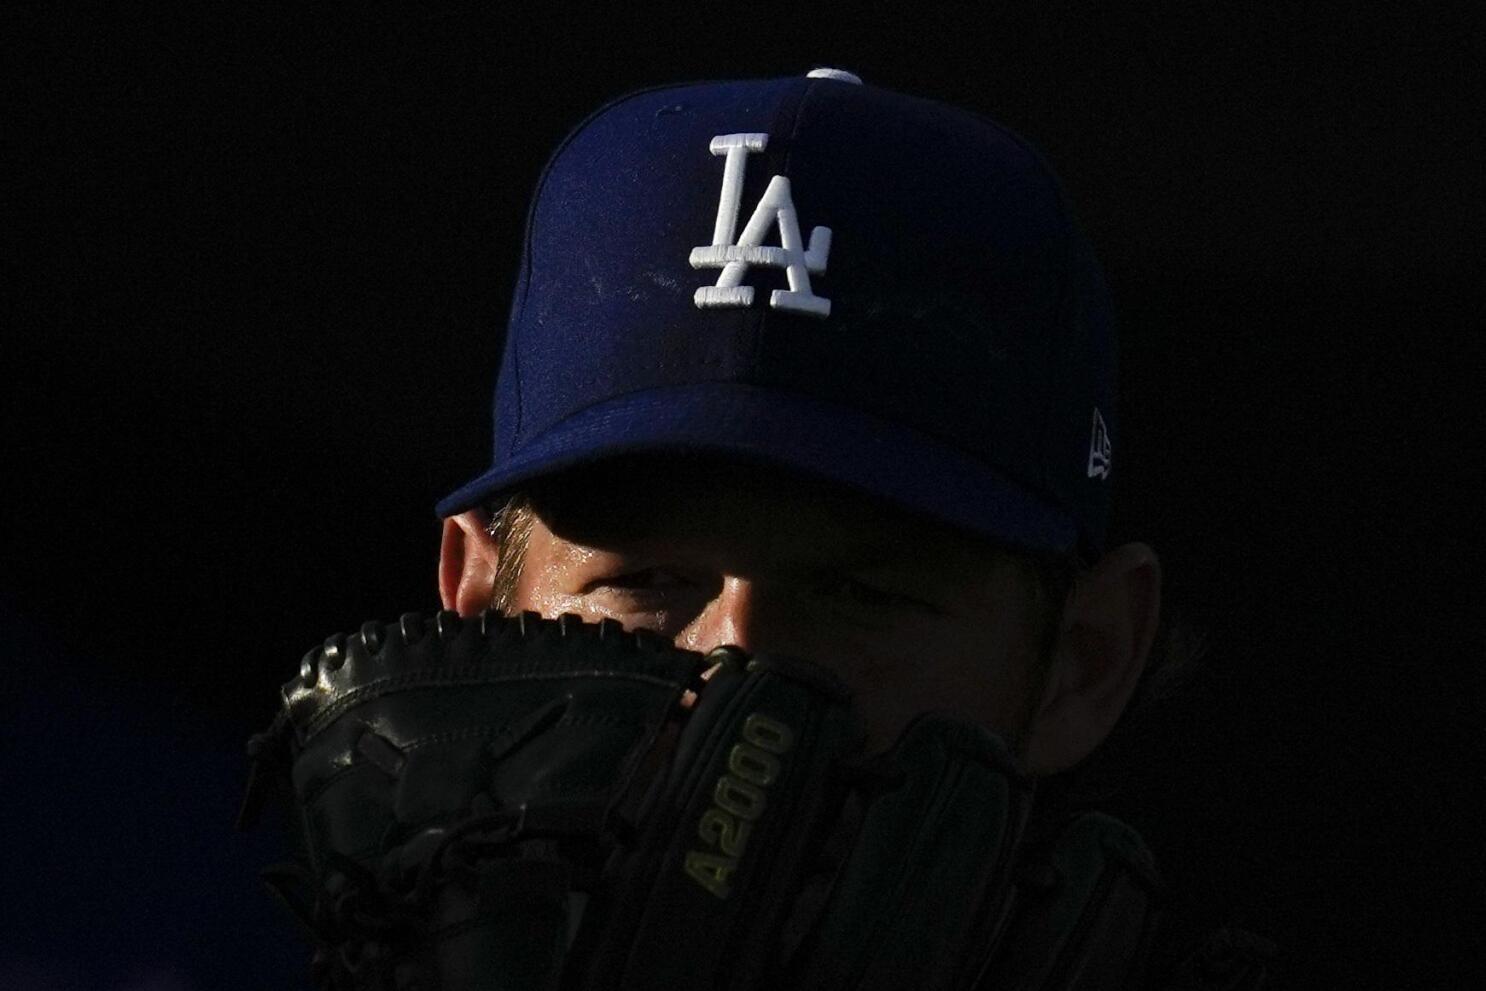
{"left": 798, "top": 538, "right": 958, "bottom": 579}
{"left": 846, "top": 528, "right": 1001, "bottom": 576}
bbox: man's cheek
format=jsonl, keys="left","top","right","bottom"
{"left": 514, "top": 583, "right": 626, "bottom": 628}
{"left": 515, "top": 588, "right": 690, "bottom": 644}
{"left": 516, "top": 583, "right": 580, "bottom": 618}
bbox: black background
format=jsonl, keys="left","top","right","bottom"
{"left": 2, "top": 5, "right": 1477, "bottom": 989}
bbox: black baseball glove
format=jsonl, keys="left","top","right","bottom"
{"left": 239, "top": 609, "right": 1269, "bottom": 990}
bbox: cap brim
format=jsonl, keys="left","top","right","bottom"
{"left": 435, "top": 382, "right": 1077, "bottom": 556}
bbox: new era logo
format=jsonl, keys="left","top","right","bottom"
{"left": 1087, "top": 408, "right": 1112, "bottom": 479}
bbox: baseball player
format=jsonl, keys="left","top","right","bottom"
{"left": 244, "top": 68, "right": 1274, "bottom": 989}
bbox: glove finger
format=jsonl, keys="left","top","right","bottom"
{"left": 787, "top": 713, "right": 1035, "bottom": 991}
{"left": 575, "top": 652, "right": 863, "bottom": 991}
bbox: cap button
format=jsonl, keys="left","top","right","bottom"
{"left": 806, "top": 67, "right": 863, "bottom": 84}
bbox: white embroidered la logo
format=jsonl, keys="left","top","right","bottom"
{"left": 1087, "top": 408, "right": 1112, "bottom": 479}
{"left": 690, "top": 133, "right": 832, "bottom": 318}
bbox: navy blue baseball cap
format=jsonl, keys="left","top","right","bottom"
{"left": 437, "top": 68, "right": 1118, "bottom": 563}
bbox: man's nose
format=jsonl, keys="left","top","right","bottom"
{"left": 675, "top": 576, "right": 768, "bottom": 655}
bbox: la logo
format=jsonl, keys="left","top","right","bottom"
{"left": 690, "top": 133, "right": 832, "bottom": 318}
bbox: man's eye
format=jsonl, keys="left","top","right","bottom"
{"left": 593, "top": 568, "right": 692, "bottom": 594}
{"left": 818, "top": 576, "right": 928, "bottom": 613}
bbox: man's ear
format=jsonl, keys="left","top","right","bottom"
{"left": 1020, "top": 542, "right": 1162, "bottom": 775}
{"left": 438, "top": 510, "right": 500, "bottom": 616}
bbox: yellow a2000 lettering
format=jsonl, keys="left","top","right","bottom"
{"left": 684, "top": 712, "right": 796, "bottom": 899}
